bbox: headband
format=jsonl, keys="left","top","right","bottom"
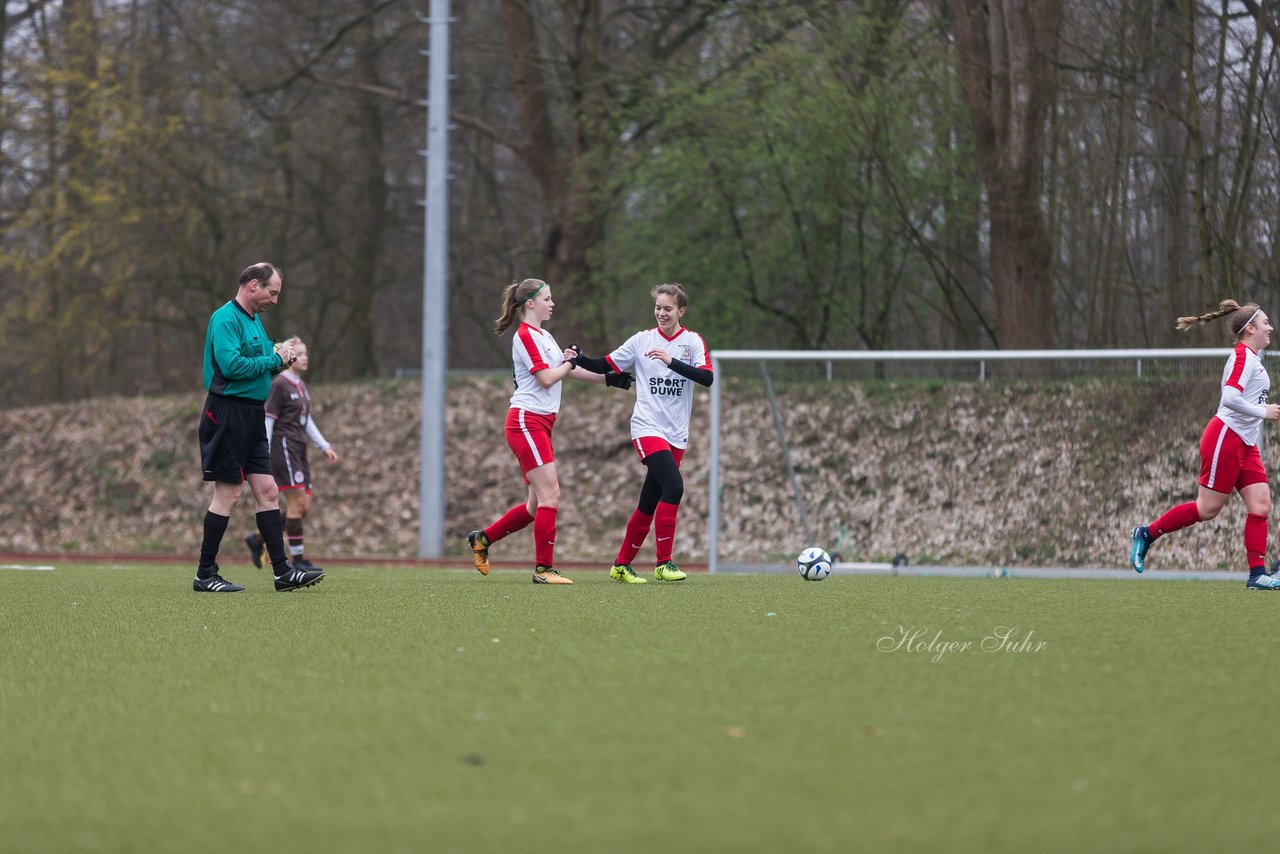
{"left": 1240, "top": 308, "right": 1261, "bottom": 336}
{"left": 523, "top": 282, "right": 546, "bottom": 305}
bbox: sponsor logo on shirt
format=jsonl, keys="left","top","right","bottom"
{"left": 649, "top": 376, "right": 687, "bottom": 396}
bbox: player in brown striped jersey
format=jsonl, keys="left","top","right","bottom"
{"left": 245, "top": 337, "right": 339, "bottom": 571}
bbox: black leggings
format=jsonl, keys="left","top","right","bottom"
{"left": 637, "top": 450, "right": 683, "bottom": 514}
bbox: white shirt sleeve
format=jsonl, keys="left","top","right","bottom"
{"left": 608, "top": 332, "right": 642, "bottom": 372}
{"left": 689, "top": 332, "right": 711, "bottom": 370}
{"left": 1220, "top": 385, "right": 1267, "bottom": 420}
{"left": 305, "top": 417, "right": 330, "bottom": 451}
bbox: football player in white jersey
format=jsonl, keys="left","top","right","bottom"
{"left": 1129, "top": 299, "right": 1280, "bottom": 588}
{"left": 466, "top": 278, "right": 633, "bottom": 585}
{"left": 571, "top": 283, "right": 713, "bottom": 583}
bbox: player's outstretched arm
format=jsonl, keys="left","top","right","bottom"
{"left": 562, "top": 343, "right": 630, "bottom": 387}
{"left": 533, "top": 361, "right": 575, "bottom": 389}
{"left": 666, "top": 358, "right": 714, "bottom": 387}
{"left": 565, "top": 343, "right": 612, "bottom": 375}
{"left": 568, "top": 367, "right": 605, "bottom": 384}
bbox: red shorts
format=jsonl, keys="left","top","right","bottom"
{"left": 1199, "top": 417, "right": 1267, "bottom": 493}
{"left": 505, "top": 408, "right": 556, "bottom": 475}
{"left": 632, "top": 436, "right": 685, "bottom": 466}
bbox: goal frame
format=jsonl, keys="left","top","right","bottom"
{"left": 705, "top": 348, "right": 1246, "bottom": 572}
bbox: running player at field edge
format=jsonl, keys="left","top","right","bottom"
{"left": 1129, "top": 299, "right": 1280, "bottom": 589}
{"left": 466, "top": 278, "right": 633, "bottom": 585}
{"left": 572, "top": 283, "right": 713, "bottom": 583}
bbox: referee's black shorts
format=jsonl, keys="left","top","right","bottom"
{"left": 198, "top": 393, "right": 272, "bottom": 483}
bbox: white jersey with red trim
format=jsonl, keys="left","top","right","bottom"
{"left": 606, "top": 326, "right": 712, "bottom": 448}
{"left": 1215, "top": 342, "right": 1270, "bottom": 446}
{"left": 509, "top": 322, "right": 565, "bottom": 415}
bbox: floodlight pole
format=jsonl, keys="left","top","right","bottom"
{"left": 418, "top": 0, "right": 451, "bottom": 557}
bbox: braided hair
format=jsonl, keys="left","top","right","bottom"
{"left": 1174, "top": 299, "right": 1262, "bottom": 338}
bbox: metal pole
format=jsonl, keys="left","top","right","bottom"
{"left": 418, "top": 0, "right": 451, "bottom": 557}
{"left": 707, "top": 356, "right": 721, "bottom": 573}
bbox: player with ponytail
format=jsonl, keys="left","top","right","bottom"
{"left": 467, "top": 278, "right": 633, "bottom": 585}
{"left": 1130, "top": 299, "right": 1280, "bottom": 588}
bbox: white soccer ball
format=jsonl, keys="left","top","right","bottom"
{"left": 796, "top": 547, "right": 832, "bottom": 581}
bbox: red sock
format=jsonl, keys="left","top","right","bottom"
{"left": 1150, "top": 502, "right": 1201, "bottom": 538}
{"left": 534, "top": 506, "right": 558, "bottom": 567}
{"left": 484, "top": 504, "right": 534, "bottom": 544}
{"left": 615, "top": 510, "right": 654, "bottom": 566}
{"left": 1246, "top": 513, "right": 1268, "bottom": 570}
{"left": 654, "top": 501, "right": 679, "bottom": 564}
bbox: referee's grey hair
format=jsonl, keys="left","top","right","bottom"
{"left": 238, "top": 262, "right": 280, "bottom": 288}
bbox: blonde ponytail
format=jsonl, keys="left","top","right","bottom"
{"left": 1175, "top": 299, "right": 1260, "bottom": 338}
{"left": 493, "top": 278, "right": 547, "bottom": 335}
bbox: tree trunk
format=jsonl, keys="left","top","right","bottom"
{"left": 348, "top": 4, "right": 389, "bottom": 378}
{"left": 953, "top": 0, "right": 1063, "bottom": 349}
{"left": 1150, "top": 0, "right": 1192, "bottom": 338}
{"left": 500, "top": 0, "right": 609, "bottom": 346}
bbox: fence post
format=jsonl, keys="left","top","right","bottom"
{"left": 708, "top": 356, "right": 722, "bottom": 573}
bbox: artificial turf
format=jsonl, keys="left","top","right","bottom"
{"left": 1, "top": 565, "right": 1277, "bottom": 853}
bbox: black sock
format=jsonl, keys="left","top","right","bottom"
{"left": 199, "top": 512, "right": 230, "bottom": 574}
{"left": 256, "top": 509, "right": 289, "bottom": 574}
{"left": 1250, "top": 566, "right": 1264, "bottom": 578}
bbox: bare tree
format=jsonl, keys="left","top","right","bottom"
{"left": 953, "top": 0, "right": 1064, "bottom": 348}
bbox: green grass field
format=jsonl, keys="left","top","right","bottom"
{"left": 2, "top": 565, "right": 1278, "bottom": 853}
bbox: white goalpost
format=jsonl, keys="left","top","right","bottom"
{"left": 705, "top": 348, "right": 1253, "bottom": 573}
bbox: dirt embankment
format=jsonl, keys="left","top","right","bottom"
{"left": 0, "top": 376, "right": 1254, "bottom": 570}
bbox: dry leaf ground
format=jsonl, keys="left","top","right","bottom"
{"left": 0, "top": 375, "right": 1257, "bottom": 570}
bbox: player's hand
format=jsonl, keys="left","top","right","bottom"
{"left": 1266, "top": 404, "right": 1280, "bottom": 421}
{"left": 563, "top": 345, "right": 582, "bottom": 368}
{"left": 325, "top": 447, "right": 339, "bottom": 464}
{"left": 605, "top": 370, "right": 634, "bottom": 390}
{"left": 645, "top": 348, "right": 672, "bottom": 365}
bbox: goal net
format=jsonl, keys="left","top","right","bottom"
{"left": 702, "top": 348, "right": 1249, "bottom": 573}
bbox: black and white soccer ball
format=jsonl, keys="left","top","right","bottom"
{"left": 796, "top": 547, "right": 832, "bottom": 581}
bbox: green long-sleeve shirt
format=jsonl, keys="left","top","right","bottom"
{"left": 202, "top": 299, "right": 283, "bottom": 401}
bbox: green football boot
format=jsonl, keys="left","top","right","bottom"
{"left": 654, "top": 560, "right": 687, "bottom": 582}
{"left": 609, "top": 564, "right": 648, "bottom": 584}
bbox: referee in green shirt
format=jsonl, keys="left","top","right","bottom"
{"left": 193, "top": 262, "right": 324, "bottom": 593}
